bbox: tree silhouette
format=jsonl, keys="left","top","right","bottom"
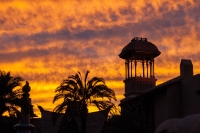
{"left": 52, "top": 70, "right": 117, "bottom": 133}
{"left": 0, "top": 70, "right": 23, "bottom": 125}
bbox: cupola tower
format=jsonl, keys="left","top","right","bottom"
{"left": 119, "top": 37, "right": 161, "bottom": 97}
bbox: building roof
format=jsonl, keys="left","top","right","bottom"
{"left": 119, "top": 37, "right": 161, "bottom": 60}
{"left": 120, "top": 76, "right": 183, "bottom": 105}
{"left": 37, "top": 107, "right": 110, "bottom": 133}
{"left": 86, "top": 109, "right": 110, "bottom": 133}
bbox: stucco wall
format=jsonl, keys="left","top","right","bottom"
{"left": 154, "top": 74, "right": 200, "bottom": 131}
{"left": 181, "top": 74, "right": 200, "bottom": 116}
{"left": 154, "top": 81, "right": 182, "bottom": 129}
{"left": 167, "top": 82, "right": 181, "bottom": 119}
{"left": 154, "top": 89, "right": 168, "bottom": 128}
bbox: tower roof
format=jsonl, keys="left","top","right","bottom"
{"left": 119, "top": 37, "right": 161, "bottom": 60}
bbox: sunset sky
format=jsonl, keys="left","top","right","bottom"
{"left": 1, "top": 0, "right": 200, "bottom": 117}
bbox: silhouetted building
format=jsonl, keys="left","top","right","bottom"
{"left": 119, "top": 37, "right": 200, "bottom": 132}
{"left": 32, "top": 106, "right": 110, "bottom": 133}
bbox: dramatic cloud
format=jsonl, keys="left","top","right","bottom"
{"left": 0, "top": 0, "right": 200, "bottom": 116}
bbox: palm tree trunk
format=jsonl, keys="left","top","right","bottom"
{"left": 0, "top": 111, "right": 3, "bottom": 130}
{"left": 0, "top": 116, "right": 2, "bottom": 129}
{"left": 0, "top": 104, "right": 4, "bottom": 129}
{"left": 80, "top": 101, "right": 88, "bottom": 133}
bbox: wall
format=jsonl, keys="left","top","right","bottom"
{"left": 167, "top": 82, "right": 181, "bottom": 119}
{"left": 154, "top": 81, "right": 181, "bottom": 129}
{"left": 154, "top": 89, "right": 168, "bottom": 128}
{"left": 181, "top": 74, "right": 200, "bottom": 116}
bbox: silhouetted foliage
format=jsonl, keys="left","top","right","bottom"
{"left": 0, "top": 70, "right": 23, "bottom": 124}
{"left": 52, "top": 70, "right": 117, "bottom": 132}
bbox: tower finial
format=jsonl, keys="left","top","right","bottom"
{"left": 22, "top": 81, "right": 31, "bottom": 93}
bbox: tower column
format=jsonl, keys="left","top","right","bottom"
{"left": 128, "top": 60, "right": 130, "bottom": 78}
{"left": 153, "top": 60, "right": 155, "bottom": 77}
{"left": 125, "top": 61, "right": 127, "bottom": 79}
{"left": 135, "top": 60, "right": 137, "bottom": 77}
{"left": 146, "top": 60, "right": 149, "bottom": 78}
{"left": 142, "top": 59, "right": 145, "bottom": 77}
{"left": 125, "top": 60, "right": 128, "bottom": 79}
{"left": 131, "top": 60, "right": 132, "bottom": 77}
{"left": 150, "top": 61, "right": 152, "bottom": 77}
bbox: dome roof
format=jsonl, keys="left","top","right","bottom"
{"left": 155, "top": 114, "right": 200, "bottom": 133}
{"left": 119, "top": 37, "right": 161, "bottom": 60}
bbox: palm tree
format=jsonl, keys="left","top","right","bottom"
{"left": 0, "top": 70, "right": 23, "bottom": 124}
{"left": 53, "top": 70, "right": 117, "bottom": 133}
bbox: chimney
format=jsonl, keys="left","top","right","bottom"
{"left": 180, "top": 59, "right": 193, "bottom": 77}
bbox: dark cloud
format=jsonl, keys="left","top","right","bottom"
{"left": 188, "top": 2, "right": 200, "bottom": 21}
{"left": 0, "top": 43, "right": 100, "bottom": 62}
{"left": 158, "top": 1, "right": 170, "bottom": 13}
{"left": 119, "top": 6, "right": 136, "bottom": 16}
{"left": 142, "top": 3, "right": 156, "bottom": 17}
{"left": 74, "top": 30, "right": 97, "bottom": 40}
{"left": 93, "top": 11, "right": 109, "bottom": 23}
{"left": 0, "top": 15, "right": 6, "bottom": 25}
{"left": 27, "top": 29, "right": 71, "bottom": 44}
{"left": 162, "top": 5, "right": 186, "bottom": 27}
{"left": 109, "top": 10, "right": 118, "bottom": 22}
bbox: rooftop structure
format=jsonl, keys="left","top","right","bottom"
{"left": 119, "top": 37, "right": 161, "bottom": 96}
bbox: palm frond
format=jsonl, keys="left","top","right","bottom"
{"left": 53, "top": 93, "right": 66, "bottom": 103}
{"left": 84, "top": 70, "right": 90, "bottom": 88}
{"left": 91, "top": 100, "right": 114, "bottom": 110}
{"left": 0, "top": 70, "right": 23, "bottom": 118}
{"left": 90, "top": 85, "right": 116, "bottom": 101}
{"left": 69, "top": 73, "right": 83, "bottom": 89}
{"left": 8, "top": 106, "right": 21, "bottom": 119}
{"left": 55, "top": 80, "right": 75, "bottom": 92}
{"left": 86, "top": 77, "right": 104, "bottom": 95}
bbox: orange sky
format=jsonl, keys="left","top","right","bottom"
{"left": 1, "top": 0, "right": 200, "bottom": 117}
